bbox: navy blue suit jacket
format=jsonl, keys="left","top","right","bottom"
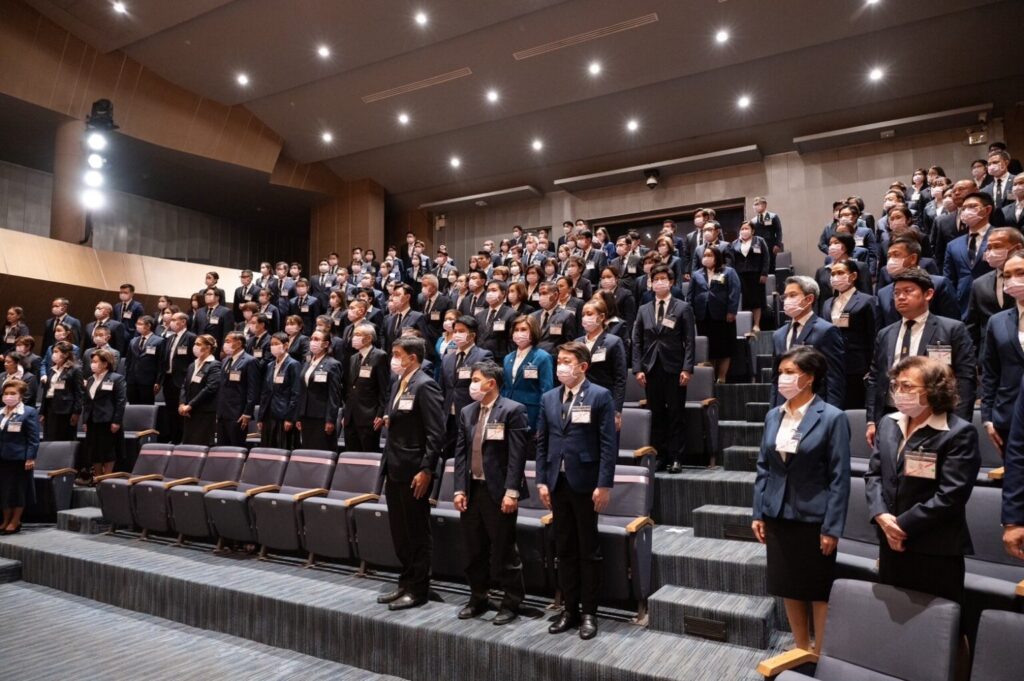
{"left": 980, "top": 307, "right": 1024, "bottom": 434}
{"left": 820, "top": 291, "right": 878, "bottom": 376}
{"left": 258, "top": 356, "right": 301, "bottom": 423}
{"left": 500, "top": 346, "right": 554, "bottom": 431}
{"left": 574, "top": 331, "right": 627, "bottom": 411}
{"left": 453, "top": 396, "right": 530, "bottom": 505}
{"left": 688, "top": 267, "right": 741, "bottom": 322}
{"left": 0, "top": 405, "right": 40, "bottom": 462}
{"left": 440, "top": 345, "right": 493, "bottom": 418}
{"left": 770, "top": 314, "right": 845, "bottom": 408}
{"left": 1001, "top": 376, "right": 1024, "bottom": 525}
{"left": 215, "top": 352, "right": 260, "bottom": 420}
{"left": 943, "top": 230, "right": 993, "bottom": 319}
{"left": 535, "top": 380, "right": 617, "bottom": 494}
{"left": 874, "top": 275, "right": 961, "bottom": 327}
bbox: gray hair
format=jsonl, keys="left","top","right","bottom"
{"left": 785, "top": 275, "right": 820, "bottom": 300}
{"left": 353, "top": 322, "right": 377, "bottom": 342}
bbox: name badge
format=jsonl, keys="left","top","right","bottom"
{"left": 485, "top": 422, "right": 505, "bottom": 440}
{"left": 713, "top": 274, "right": 726, "bottom": 284}
{"left": 570, "top": 405, "right": 592, "bottom": 424}
{"left": 777, "top": 429, "right": 802, "bottom": 455}
{"left": 53, "top": 380, "right": 66, "bottom": 390}
{"left": 585, "top": 261, "right": 595, "bottom": 270}
{"left": 591, "top": 349, "right": 607, "bottom": 363}
{"left": 176, "top": 346, "right": 188, "bottom": 355}
{"left": 575, "top": 288, "right": 584, "bottom": 298}
{"left": 550, "top": 324, "right": 563, "bottom": 336}
{"left": 359, "top": 366, "right": 372, "bottom": 379}
{"left": 836, "top": 313, "right": 850, "bottom": 328}
{"left": 122, "top": 311, "right": 132, "bottom": 319}
{"left": 474, "top": 306, "right": 485, "bottom": 314}
{"left": 145, "top": 346, "right": 157, "bottom": 355}
{"left": 662, "top": 317, "right": 676, "bottom": 329}
{"left": 430, "top": 311, "right": 441, "bottom": 321}
{"left": 273, "top": 375, "right": 285, "bottom": 384}
{"left": 244, "top": 295, "right": 253, "bottom": 302}
{"left": 458, "top": 367, "right": 472, "bottom": 380}
{"left": 314, "top": 372, "right": 328, "bottom": 383}
{"left": 209, "top": 317, "right": 220, "bottom": 325}
{"left": 627, "top": 265, "right": 637, "bottom": 274}
{"left": 229, "top": 371, "right": 242, "bottom": 382}
{"left": 524, "top": 366, "right": 539, "bottom": 380}
{"left": 855, "top": 237, "right": 865, "bottom": 247}
{"left": 398, "top": 396, "right": 415, "bottom": 411}
{"left": 531, "top": 292, "right": 541, "bottom": 301}
{"left": 7, "top": 421, "right": 22, "bottom": 433}
{"left": 301, "top": 306, "right": 310, "bottom": 313}
{"left": 905, "top": 451, "right": 937, "bottom": 480}
{"left": 191, "top": 372, "right": 203, "bottom": 384}
{"left": 752, "top": 246, "right": 761, "bottom": 254}
{"left": 253, "top": 349, "right": 263, "bottom": 358}
{"left": 926, "top": 345, "right": 952, "bottom": 366}
{"left": 101, "top": 381, "right": 114, "bottom": 391}
{"left": 493, "top": 320, "right": 506, "bottom": 332}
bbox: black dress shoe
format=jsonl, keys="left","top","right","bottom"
{"left": 548, "top": 611, "right": 580, "bottom": 634}
{"left": 668, "top": 462, "right": 683, "bottom": 474}
{"left": 579, "top": 614, "right": 598, "bottom": 640}
{"left": 388, "top": 593, "right": 427, "bottom": 611}
{"left": 493, "top": 608, "right": 518, "bottom": 626}
{"left": 377, "top": 588, "right": 407, "bottom": 604}
{"left": 458, "top": 600, "right": 488, "bottom": 620}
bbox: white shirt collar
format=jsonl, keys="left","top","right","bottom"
{"left": 780, "top": 398, "right": 812, "bottom": 420}
{"left": 2, "top": 401, "right": 25, "bottom": 418}
{"left": 888, "top": 410, "right": 950, "bottom": 437}
{"left": 794, "top": 310, "right": 814, "bottom": 327}
{"left": 904, "top": 310, "right": 930, "bottom": 325}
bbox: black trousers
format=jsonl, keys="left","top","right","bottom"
{"left": 126, "top": 382, "right": 155, "bottom": 405}
{"left": 842, "top": 372, "right": 868, "bottom": 410}
{"left": 645, "top": 365, "right": 688, "bottom": 466}
{"left": 443, "top": 415, "right": 458, "bottom": 459}
{"left": 878, "top": 542, "right": 965, "bottom": 604}
{"left": 552, "top": 474, "right": 602, "bottom": 616}
{"left": 260, "top": 418, "right": 296, "bottom": 450}
{"left": 299, "top": 417, "right": 334, "bottom": 451}
{"left": 462, "top": 480, "right": 524, "bottom": 608}
{"left": 216, "top": 415, "right": 248, "bottom": 448}
{"left": 162, "top": 375, "right": 184, "bottom": 444}
{"left": 182, "top": 411, "right": 215, "bottom": 446}
{"left": 344, "top": 420, "right": 380, "bottom": 453}
{"left": 384, "top": 477, "right": 432, "bottom": 599}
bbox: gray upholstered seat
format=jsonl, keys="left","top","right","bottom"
{"left": 595, "top": 465, "right": 654, "bottom": 611}
{"left": 27, "top": 441, "right": 79, "bottom": 521}
{"left": 970, "top": 609, "right": 1024, "bottom": 681}
{"left": 616, "top": 408, "right": 655, "bottom": 471}
{"left": 428, "top": 460, "right": 467, "bottom": 580}
{"left": 836, "top": 475, "right": 879, "bottom": 581}
{"left": 516, "top": 461, "right": 554, "bottom": 595}
{"left": 167, "top": 446, "right": 248, "bottom": 541}
{"left": 972, "top": 412, "right": 1005, "bottom": 486}
{"left": 119, "top": 404, "right": 160, "bottom": 471}
{"left": 962, "top": 486, "right": 1024, "bottom": 637}
{"left": 131, "top": 445, "right": 208, "bottom": 535}
{"left": 96, "top": 443, "right": 174, "bottom": 530}
{"left": 684, "top": 366, "right": 720, "bottom": 464}
{"left": 846, "top": 410, "right": 871, "bottom": 476}
{"left": 300, "top": 451, "right": 383, "bottom": 563}
{"left": 204, "top": 448, "right": 290, "bottom": 548}
{"left": 249, "top": 449, "right": 338, "bottom": 556}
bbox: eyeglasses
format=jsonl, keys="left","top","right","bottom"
{"left": 890, "top": 382, "right": 925, "bottom": 394}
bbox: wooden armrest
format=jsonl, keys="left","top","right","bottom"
{"left": 342, "top": 493, "right": 380, "bottom": 507}
{"left": 293, "top": 488, "right": 328, "bottom": 501}
{"left": 701, "top": 397, "right": 719, "bottom": 407}
{"left": 94, "top": 472, "right": 130, "bottom": 482}
{"left": 202, "top": 481, "right": 238, "bottom": 492}
{"left": 625, "top": 516, "right": 654, "bottom": 534}
{"left": 163, "top": 477, "right": 198, "bottom": 489}
{"left": 132, "top": 429, "right": 160, "bottom": 438}
{"left": 245, "top": 484, "right": 280, "bottom": 497}
{"left": 47, "top": 468, "right": 78, "bottom": 477}
{"left": 540, "top": 513, "right": 554, "bottom": 526}
{"left": 633, "top": 446, "right": 657, "bottom": 459}
{"left": 697, "top": 361, "right": 713, "bottom": 367}
{"left": 756, "top": 648, "right": 819, "bottom": 678}
{"left": 637, "top": 399, "right": 647, "bottom": 407}
{"left": 128, "top": 474, "right": 163, "bottom": 484}
{"left": 1016, "top": 580, "right": 1024, "bottom": 597}
{"left": 988, "top": 467, "right": 1005, "bottom": 481}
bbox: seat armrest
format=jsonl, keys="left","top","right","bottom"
{"left": 540, "top": 513, "right": 554, "bottom": 526}
{"left": 202, "top": 481, "right": 238, "bottom": 492}
{"left": 293, "top": 488, "right": 329, "bottom": 501}
{"left": 1016, "top": 580, "right": 1024, "bottom": 597}
{"left": 637, "top": 399, "right": 647, "bottom": 407}
{"left": 625, "top": 516, "right": 654, "bottom": 534}
{"left": 164, "top": 477, "right": 199, "bottom": 489}
{"left": 132, "top": 429, "right": 160, "bottom": 438}
{"left": 245, "top": 484, "right": 280, "bottom": 497}
{"left": 342, "top": 493, "right": 380, "bottom": 507}
{"left": 128, "top": 474, "right": 163, "bottom": 485}
{"left": 756, "top": 649, "right": 818, "bottom": 678}
{"left": 47, "top": 468, "right": 78, "bottom": 478}
{"left": 988, "top": 467, "right": 1005, "bottom": 481}
{"left": 633, "top": 446, "right": 656, "bottom": 459}
{"left": 701, "top": 397, "right": 719, "bottom": 407}
{"left": 94, "top": 472, "right": 130, "bottom": 482}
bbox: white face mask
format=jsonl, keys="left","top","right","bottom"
{"left": 960, "top": 207, "right": 983, "bottom": 228}
{"left": 286, "top": 325, "right": 300, "bottom": 336}
{"left": 885, "top": 258, "right": 905, "bottom": 276}
{"left": 453, "top": 331, "right": 469, "bottom": 347}
{"left": 351, "top": 334, "right": 365, "bottom": 350}
{"left": 777, "top": 374, "right": 804, "bottom": 401}
{"left": 827, "top": 243, "right": 844, "bottom": 259}
{"left": 838, "top": 216, "right": 854, "bottom": 227}
{"left": 984, "top": 248, "right": 1008, "bottom": 269}
{"left": 1003, "top": 276, "right": 1024, "bottom": 301}
{"left": 192, "top": 345, "right": 203, "bottom": 359}
{"left": 2, "top": 394, "right": 20, "bottom": 408}
{"left": 309, "top": 340, "right": 323, "bottom": 355}
{"left": 830, "top": 275, "right": 851, "bottom": 292}
{"left": 600, "top": 278, "right": 616, "bottom": 292}
{"left": 702, "top": 257, "right": 715, "bottom": 270}
{"left": 783, "top": 296, "right": 807, "bottom": 319}
{"left": 468, "top": 379, "right": 488, "bottom": 402}
{"left": 347, "top": 309, "right": 361, "bottom": 322}
{"left": 485, "top": 290, "right": 501, "bottom": 305}
{"left": 512, "top": 331, "right": 531, "bottom": 348}
{"left": 390, "top": 356, "right": 406, "bottom": 375}
{"left": 556, "top": 363, "right": 579, "bottom": 385}
{"left": 94, "top": 309, "right": 105, "bottom": 319}
{"left": 270, "top": 344, "right": 286, "bottom": 359}
{"left": 652, "top": 280, "right": 671, "bottom": 295}
{"left": 319, "top": 265, "right": 329, "bottom": 273}
{"left": 893, "top": 390, "right": 927, "bottom": 418}
{"left": 581, "top": 315, "right": 600, "bottom": 333}
{"left": 442, "top": 319, "right": 454, "bottom": 333}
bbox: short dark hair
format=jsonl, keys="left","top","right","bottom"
{"left": 890, "top": 236, "right": 922, "bottom": 257}
{"left": 889, "top": 356, "right": 958, "bottom": 414}
{"left": 557, "top": 341, "right": 591, "bottom": 366}
{"left": 136, "top": 315, "right": 154, "bottom": 331}
{"left": 650, "top": 264, "right": 675, "bottom": 282}
{"left": 393, "top": 336, "right": 426, "bottom": 363}
{"left": 829, "top": 233, "right": 856, "bottom": 256}
{"left": 963, "top": 191, "right": 994, "bottom": 209}
{"left": 119, "top": 283, "right": 135, "bottom": 293}
{"left": 778, "top": 346, "right": 827, "bottom": 394}
{"left": 891, "top": 267, "right": 934, "bottom": 292}
{"left": 455, "top": 315, "right": 479, "bottom": 334}
{"left": 471, "top": 360, "right": 504, "bottom": 388}
{"left": 206, "top": 271, "right": 219, "bottom": 282}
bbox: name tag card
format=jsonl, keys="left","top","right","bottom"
{"left": 905, "top": 451, "right": 937, "bottom": 480}
{"left": 210, "top": 317, "right": 220, "bottom": 325}
{"left": 627, "top": 265, "right": 637, "bottom": 274}
{"left": 662, "top": 317, "right": 676, "bottom": 329}
{"left": 485, "top": 423, "right": 505, "bottom": 440}
{"left": 713, "top": 274, "right": 726, "bottom": 284}
{"left": 101, "top": 381, "right": 114, "bottom": 391}
{"left": 244, "top": 295, "right": 253, "bottom": 302}
{"left": 359, "top": 366, "right": 372, "bottom": 379}
{"left": 176, "top": 346, "right": 188, "bottom": 355}
{"left": 575, "top": 288, "right": 584, "bottom": 298}
{"left": 191, "top": 372, "right": 203, "bottom": 384}
{"left": 53, "top": 380, "right": 66, "bottom": 390}
{"left": 585, "top": 261, "right": 595, "bottom": 270}
{"left": 777, "top": 430, "right": 801, "bottom": 455}
{"left": 145, "top": 346, "right": 157, "bottom": 355}
{"left": 398, "top": 395, "right": 415, "bottom": 411}
{"left": 570, "top": 405, "right": 592, "bottom": 424}
{"left": 523, "top": 366, "right": 539, "bottom": 380}
{"left": 836, "top": 313, "right": 850, "bottom": 328}
{"left": 458, "top": 367, "right": 472, "bottom": 380}
{"left": 122, "top": 311, "right": 132, "bottom": 319}
{"left": 550, "top": 324, "right": 563, "bottom": 336}
{"left": 253, "top": 349, "right": 263, "bottom": 358}
{"left": 591, "top": 349, "right": 607, "bottom": 363}
{"left": 229, "top": 371, "right": 242, "bottom": 382}
{"left": 493, "top": 320, "right": 506, "bottom": 332}
{"left": 301, "top": 306, "right": 310, "bottom": 313}
{"left": 274, "top": 375, "right": 285, "bottom": 385}
{"left": 926, "top": 345, "right": 952, "bottom": 366}
{"left": 855, "top": 237, "right": 865, "bottom": 247}
{"left": 430, "top": 311, "right": 441, "bottom": 321}
{"left": 752, "top": 246, "right": 762, "bottom": 254}
{"left": 7, "top": 421, "right": 22, "bottom": 433}
{"left": 314, "top": 372, "right": 328, "bottom": 383}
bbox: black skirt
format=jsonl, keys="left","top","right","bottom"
{"left": 84, "top": 419, "right": 123, "bottom": 466}
{"left": 261, "top": 418, "right": 296, "bottom": 450}
{"left": 0, "top": 459, "right": 34, "bottom": 509}
{"left": 764, "top": 517, "right": 836, "bottom": 601}
{"left": 182, "top": 411, "right": 216, "bottom": 446}
{"left": 43, "top": 402, "right": 77, "bottom": 441}
{"left": 738, "top": 271, "right": 764, "bottom": 311}
{"left": 696, "top": 319, "right": 737, "bottom": 360}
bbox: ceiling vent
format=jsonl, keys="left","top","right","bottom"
{"left": 513, "top": 13, "right": 659, "bottom": 61}
{"left": 362, "top": 67, "right": 473, "bottom": 104}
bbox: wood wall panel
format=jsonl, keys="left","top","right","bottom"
{"left": 308, "top": 180, "right": 385, "bottom": 267}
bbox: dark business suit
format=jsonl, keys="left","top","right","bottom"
{"left": 475, "top": 305, "right": 516, "bottom": 359}
{"left": 233, "top": 282, "right": 260, "bottom": 322}
{"left": 193, "top": 305, "right": 233, "bottom": 348}
{"left": 245, "top": 332, "right": 272, "bottom": 374}
{"left": 943, "top": 229, "right": 993, "bottom": 319}
{"left": 295, "top": 356, "right": 343, "bottom": 451}
{"left": 983, "top": 174, "right": 1015, "bottom": 214}
{"left": 215, "top": 352, "right": 260, "bottom": 447}
{"left": 113, "top": 300, "right": 144, "bottom": 339}
{"left": 966, "top": 269, "right": 1015, "bottom": 356}
{"left": 161, "top": 330, "right": 195, "bottom": 444}
{"left": 453, "top": 396, "right": 530, "bottom": 608}
{"left": 531, "top": 308, "right": 577, "bottom": 356}
{"left": 1, "top": 322, "right": 29, "bottom": 357}
{"left": 180, "top": 359, "right": 222, "bottom": 445}
{"left": 875, "top": 275, "right": 961, "bottom": 327}
{"left": 535, "top": 380, "right": 617, "bottom": 616}
{"left": 578, "top": 249, "right": 607, "bottom": 286}
{"left": 255, "top": 304, "right": 281, "bottom": 334}
{"left": 343, "top": 348, "right": 389, "bottom": 452}
{"left": 383, "top": 368, "right": 445, "bottom": 599}
{"left": 1000, "top": 201, "right": 1024, "bottom": 229}
{"left": 382, "top": 310, "right": 424, "bottom": 356}
{"left": 865, "top": 412, "right": 980, "bottom": 603}
{"left": 288, "top": 295, "right": 322, "bottom": 337}
{"left": 40, "top": 364, "right": 83, "bottom": 441}
{"left": 980, "top": 307, "right": 1024, "bottom": 441}
{"left": 632, "top": 296, "right": 697, "bottom": 466}
{"left": 865, "top": 314, "right": 976, "bottom": 425}
{"left": 458, "top": 292, "right": 486, "bottom": 317}
{"left": 258, "top": 356, "right": 301, "bottom": 450}
{"left": 812, "top": 262, "right": 872, "bottom": 315}
{"left": 875, "top": 257, "right": 939, "bottom": 288}
{"left": 43, "top": 314, "right": 82, "bottom": 349}
{"left": 84, "top": 319, "right": 127, "bottom": 355}
{"left": 770, "top": 315, "right": 845, "bottom": 409}
{"left": 417, "top": 294, "right": 454, "bottom": 358}
{"left": 125, "top": 333, "right": 165, "bottom": 405}
{"left": 821, "top": 291, "right": 877, "bottom": 409}
{"left": 575, "top": 331, "right": 627, "bottom": 412}
{"left": 309, "top": 273, "right": 337, "bottom": 308}
{"left": 440, "top": 345, "right": 493, "bottom": 457}
{"left": 1000, "top": 376, "right": 1024, "bottom": 527}
{"left": 753, "top": 211, "right": 783, "bottom": 268}
{"left": 82, "top": 372, "right": 127, "bottom": 466}
{"left": 0, "top": 403, "right": 40, "bottom": 509}
{"left": 931, "top": 212, "right": 963, "bottom": 273}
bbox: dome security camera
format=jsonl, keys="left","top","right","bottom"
{"left": 645, "top": 169, "right": 660, "bottom": 190}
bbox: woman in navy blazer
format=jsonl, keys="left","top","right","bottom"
{"left": 0, "top": 379, "right": 39, "bottom": 534}
{"left": 730, "top": 222, "right": 771, "bottom": 332}
{"left": 40, "top": 341, "right": 83, "bottom": 441}
{"left": 501, "top": 316, "right": 554, "bottom": 437}
{"left": 576, "top": 299, "right": 627, "bottom": 420}
{"left": 179, "top": 334, "right": 223, "bottom": 446}
{"left": 752, "top": 346, "right": 851, "bottom": 656}
{"left": 820, "top": 260, "right": 878, "bottom": 409}
{"left": 258, "top": 332, "right": 302, "bottom": 449}
{"left": 3, "top": 353, "right": 39, "bottom": 408}
{"left": 688, "top": 247, "right": 741, "bottom": 383}
{"left": 81, "top": 348, "right": 127, "bottom": 481}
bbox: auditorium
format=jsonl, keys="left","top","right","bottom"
{"left": 1, "top": 0, "right": 1023, "bottom": 679}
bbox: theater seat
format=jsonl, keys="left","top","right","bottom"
{"left": 684, "top": 366, "right": 720, "bottom": 466}
{"left": 836, "top": 476, "right": 878, "bottom": 581}
{"left": 250, "top": 449, "right": 338, "bottom": 558}
{"left": 592, "top": 465, "right": 655, "bottom": 617}
{"left": 204, "top": 448, "right": 290, "bottom": 550}
{"left": 429, "top": 460, "right": 466, "bottom": 581}
{"left": 27, "top": 441, "right": 79, "bottom": 521}
{"left": 119, "top": 404, "right": 160, "bottom": 471}
{"left": 132, "top": 445, "right": 208, "bottom": 537}
{"left": 300, "top": 451, "right": 383, "bottom": 565}
{"left": 962, "top": 486, "right": 1024, "bottom": 639}
{"left": 970, "top": 610, "right": 1024, "bottom": 681}
{"left": 624, "top": 372, "right": 645, "bottom": 409}
{"left": 617, "top": 408, "right": 656, "bottom": 471}
{"left": 517, "top": 461, "right": 554, "bottom": 596}
{"left": 167, "top": 447, "right": 248, "bottom": 543}
{"left": 694, "top": 335, "right": 709, "bottom": 365}
{"left": 96, "top": 444, "right": 173, "bottom": 531}
{"left": 972, "top": 412, "right": 1005, "bottom": 485}
{"left": 763, "top": 580, "right": 960, "bottom": 681}
{"left": 846, "top": 410, "right": 871, "bottom": 476}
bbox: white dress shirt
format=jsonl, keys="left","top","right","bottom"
{"left": 775, "top": 398, "right": 810, "bottom": 462}
{"left": 893, "top": 311, "right": 930, "bottom": 362}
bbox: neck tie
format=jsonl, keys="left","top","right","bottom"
{"left": 657, "top": 300, "right": 666, "bottom": 325}
{"left": 455, "top": 351, "right": 466, "bottom": 373}
{"left": 423, "top": 298, "right": 433, "bottom": 318}
{"left": 968, "top": 233, "right": 978, "bottom": 266}
{"left": 541, "top": 311, "right": 549, "bottom": 328}
{"left": 561, "top": 389, "right": 574, "bottom": 423}
{"left": 996, "top": 179, "right": 1003, "bottom": 203}
{"left": 394, "top": 313, "right": 403, "bottom": 336}
{"left": 225, "top": 357, "right": 234, "bottom": 374}
{"left": 789, "top": 322, "right": 801, "bottom": 350}
{"left": 900, "top": 319, "right": 916, "bottom": 359}
{"left": 487, "top": 309, "right": 496, "bottom": 326}
{"left": 997, "top": 273, "right": 1005, "bottom": 308}
{"left": 472, "top": 405, "right": 489, "bottom": 479}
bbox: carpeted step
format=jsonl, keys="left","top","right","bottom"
{"left": 72, "top": 486, "right": 100, "bottom": 509}
{"left": 752, "top": 330, "right": 775, "bottom": 354}
{"left": 759, "top": 367, "right": 773, "bottom": 384}
{"left": 745, "top": 402, "right": 771, "bottom": 423}
{"left": 722, "top": 446, "right": 760, "bottom": 472}
{"left": 693, "top": 505, "right": 756, "bottom": 542}
{"left": 653, "top": 526, "right": 767, "bottom": 596}
{"left": 0, "top": 557, "right": 21, "bottom": 583}
{"left": 654, "top": 469, "right": 756, "bottom": 526}
{"left": 720, "top": 420, "right": 765, "bottom": 449}
{"left": 648, "top": 585, "right": 775, "bottom": 649}
{"left": 755, "top": 354, "right": 773, "bottom": 376}
{"left": 713, "top": 383, "right": 772, "bottom": 420}
{"left": 57, "top": 508, "right": 110, "bottom": 534}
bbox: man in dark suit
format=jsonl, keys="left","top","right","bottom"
{"left": 343, "top": 323, "right": 389, "bottom": 452}
{"left": 631, "top": 265, "right": 696, "bottom": 472}
{"left": 232, "top": 270, "right": 259, "bottom": 323}
{"left": 294, "top": 329, "right": 343, "bottom": 451}
{"left": 43, "top": 298, "right": 83, "bottom": 349}
{"left": 382, "top": 284, "right": 424, "bottom": 356}
{"left": 440, "top": 317, "right": 493, "bottom": 457}
{"left": 983, "top": 149, "right": 1016, "bottom": 220}
{"left": 574, "top": 230, "right": 606, "bottom": 287}
{"left": 288, "top": 279, "right": 322, "bottom": 337}
{"left": 255, "top": 288, "right": 281, "bottom": 334}
{"left": 864, "top": 268, "right": 976, "bottom": 447}
{"left": 377, "top": 336, "right": 445, "bottom": 611}
{"left": 124, "top": 316, "right": 164, "bottom": 405}
{"left": 112, "top": 284, "right": 145, "bottom": 341}
{"left": 531, "top": 282, "right": 577, "bottom": 355}
{"left": 193, "top": 289, "right": 233, "bottom": 350}
{"left": 474, "top": 281, "right": 516, "bottom": 359}
{"left": 215, "top": 331, "right": 260, "bottom": 447}
{"left": 161, "top": 312, "right": 195, "bottom": 444}
{"left": 246, "top": 314, "right": 273, "bottom": 374}
{"left": 943, "top": 191, "right": 996, "bottom": 320}
{"left": 310, "top": 260, "right": 337, "bottom": 308}
{"left": 1002, "top": 174, "right": 1024, "bottom": 229}
{"left": 452, "top": 360, "right": 529, "bottom": 625}
{"left": 930, "top": 180, "right": 975, "bottom": 272}
{"left": 751, "top": 197, "right": 783, "bottom": 269}
{"left": 458, "top": 271, "right": 487, "bottom": 317}
{"left": 536, "top": 342, "right": 617, "bottom": 640}
{"left": 877, "top": 238, "right": 962, "bottom": 327}
{"left": 85, "top": 302, "right": 127, "bottom": 355}
{"left": 965, "top": 227, "right": 1022, "bottom": 354}
{"left": 1000, "top": 374, "right": 1024, "bottom": 562}
{"left": 556, "top": 221, "right": 573, "bottom": 249}
{"left": 771, "top": 277, "right": 845, "bottom": 408}
{"left": 417, "top": 274, "right": 452, "bottom": 356}
{"left": 610, "top": 235, "right": 643, "bottom": 291}
{"left": 198, "top": 272, "right": 227, "bottom": 315}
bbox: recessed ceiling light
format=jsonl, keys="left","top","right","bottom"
{"left": 321, "top": 131, "right": 334, "bottom": 143}
{"left": 87, "top": 153, "right": 105, "bottom": 169}
{"left": 449, "top": 156, "right": 461, "bottom": 168}
{"left": 531, "top": 139, "right": 544, "bottom": 152}
{"left": 868, "top": 67, "right": 884, "bottom": 82}
{"left": 486, "top": 89, "right": 499, "bottom": 103}
{"left": 81, "top": 189, "right": 106, "bottom": 211}
{"left": 626, "top": 119, "right": 639, "bottom": 132}
{"left": 317, "top": 45, "right": 331, "bottom": 59}
{"left": 737, "top": 95, "right": 751, "bottom": 109}
{"left": 236, "top": 73, "right": 249, "bottom": 86}
{"left": 83, "top": 170, "right": 104, "bottom": 188}
{"left": 397, "top": 112, "right": 410, "bottom": 125}
{"left": 415, "top": 11, "right": 428, "bottom": 26}
{"left": 112, "top": 2, "right": 127, "bottom": 14}
{"left": 588, "top": 61, "right": 602, "bottom": 76}
{"left": 715, "top": 29, "right": 730, "bottom": 44}
{"left": 866, "top": 0, "right": 880, "bottom": 5}
{"left": 86, "top": 132, "right": 108, "bottom": 151}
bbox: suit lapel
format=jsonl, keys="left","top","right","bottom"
{"left": 1007, "top": 309, "right": 1024, "bottom": 363}
{"left": 916, "top": 316, "right": 939, "bottom": 355}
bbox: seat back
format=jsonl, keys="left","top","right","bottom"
{"left": 846, "top": 410, "right": 871, "bottom": 462}
{"left": 437, "top": 460, "right": 457, "bottom": 503}
{"left": 972, "top": 412, "right": 1003, "bottom": 469}
{"left": 520, "top": 461, "right": 545, "bottom": 510}
{"left": 161, "top": 445, "right": 208, "bottom": 480}
{"left": 775, "top": 252, "right": 793, "bottom": 270}
{"left": 131, "top": 443, "right": 174, "bottom": 476}
{"left": 818, "top": 579, "right": 959, "bottom": 681}
{"left": 735, "top": 310, "right": 752, "bottom": 336}
{"left": 123, "top": 404, "right": 159, "bottom": 432}
{"left": 764, "top": 274, "right": 776, "bottom": 306}
{"left": 199, "top": 447, "right": 247, "bottom": 484}
{"left": 327, "top": 452, "right": 383, "bottom": 496}
{"left": 842, "top": 476, "right": 877, "bottom": 544}
{"left": 694, "top": 336, "right": 708, "bottom": 364}
{"left": 971, "top": 610, "right": 1024, "bottom": 681}
{"left": 34, "top": 441, "right": 78, "bottom": 471}
{"left": 687, "top": 366, "right": 714, "bottom": 402}
{"left": 624, "top": 372, "right": 645, "bottom": 404}
{"left": 604, "top": 465, "right": 653, "bottom": 518}
{"left": 238, "top": 448, "right": 290, "bottom": 487}
{"left": 966, "top": 486, "right": 1019, "bottom": 566}
{"left": 619, "top": 408, "right": 652, "bottom": 452}
{"left": 279, "top": 449, "right": 337, "bottom": 493}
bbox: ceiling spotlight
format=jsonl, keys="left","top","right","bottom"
{"left": 397, "top": 112, "right": 410, "bottom": 125}
{"left": 112, "top": 2, "right": 127, "bottom": 14}
{"left": 317, "top": 45, "right": 331, "bottom": 59}
{"left": 236, "top": 73, "right": 250, "bottom": 86}
{"left": 626, "top": 119, "right": 639, "bottom": 132}
{"left": 486, "top": 89, "right": 499, "bottom": 103}
{"left": 588, "top": 61, "right": 602, "bottom": 76}
{"left": 81, "top": 189, "right": 106, "bottom": 211}
{"left": 737, "top": 95, "right": 751, "bottom": 109}
{"left": 868, "top": 67, "right": 885, "bottom": 82}
{"left": 87, "top": 153, "right": 105, "bottom": 169}
{"left": 866, "top": 0, "right": 880, "bottom": 5}
{"left": 449, "top": 156, "right": 461, "bottom": 168}
{"left": 415, "top": 11, "right": 428, "bottom": 26}
{"left": 86, "top": 132, "right": 108, "bottom": 151}
{"left": 531, "top": 139, "right": 544, "bottom": 151}
{"left": 715, "top": 29, "right": 730, "bottom": 44}
{"left": 83, "top": 170, "right": 104, "bottom": 188}
{"left": 321, "top": 131, "right": 334, "bottom": 143}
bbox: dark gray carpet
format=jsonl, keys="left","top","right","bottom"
{"left": 0, "top": 581, "right": 405, "bottom": 680}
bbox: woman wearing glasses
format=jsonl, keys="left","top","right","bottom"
{"left": 864, "top": 356, "right": 980, "bottom": 603}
